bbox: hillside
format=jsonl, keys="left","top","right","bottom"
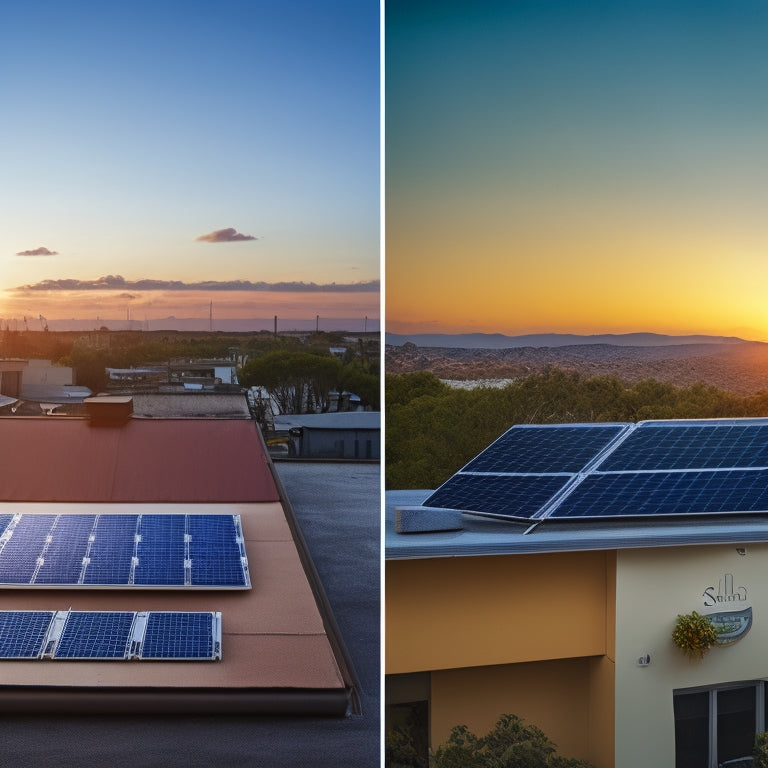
{"left": 385, "top": 338, "right": 768, "bottom": 396}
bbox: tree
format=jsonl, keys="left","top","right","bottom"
{"left": 385, "top": 367, "right": 768, "bottom": 490}
{"left": 238, "top": 350, "right": 342, "bottom": 414}
{"left": 430, "top": 714, "right": 595, "bottom": 768}
{"left": 341, "top": 362, "right": 380, "bottom": 409}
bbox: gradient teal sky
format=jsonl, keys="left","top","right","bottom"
{"left": 1, "top": 0, "right": 379, "bottom": 326}
{"left": 386, "top": 0, "right": 768, "bottom": 340}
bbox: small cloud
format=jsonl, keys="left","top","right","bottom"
{"left": 16, "top": 247, "right": 58, "bottom": 256}
{"left": 195, "top": 227, "right": 257, "bottom": 243}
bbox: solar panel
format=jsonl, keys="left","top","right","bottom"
{"left": 424, "top": 474, "right": 571, "bottom": 520}
{"left": 463, "top": 424, "right": 627, "bottom": 474}
{"left": 0, "top": 515, "right": 14, "bottom": 539}
{"left": 133, "top": 514, "right": 186, "bottom": 586}
{"left": 0, "top": 611, "right": 55, "bottom": 659}
{"left": 0, "top": 610, "right": 222, "bottom": 662}
{"left": 419, "top": 419, "right": 768, "bottom": 524}
{"left": 34, "top": 515, "right": 96, "bottom": 585}
{"left": 551, "top": 469, "right": 768, "bottom": 519}
{"left": 54, "top": 611, "right": 134, "bottom": 659}
{"left": 0, "top": 515, "right": 57, "bottom": 584}
{"left": 598, "top": 422, "right": 768, "bottom": 472}
{"left": 82, "top": 514, "right": 138, "bottom": 585}
{"left": 139, "top": 612, "right": 217, "bottom": 660}
{"left": 188, "top": 515, "right": 247, "bottom": 587}
{"left": 0, "top": 513, "right": 250, "bottom": 589}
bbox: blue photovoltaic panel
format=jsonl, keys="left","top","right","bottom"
{"left": 132, "top": 515, "right": 186, "bottom": 586}
{"left": 188, "top": 515, "right": 245, "bottom": 587}
{"left": 83, "top": 515, "right": 139, "bottom": 585}
{"left": 0, "top": 515, "right": 57, "bottom": 584}
{"left": 550, "top": 469, "right": 768, "bottom": 519}
{"left": 424, "top": 474, "right": 571, "bottom": 520}
{"left": 0, "top": 515, "right": 14, "bottom": 538}
{"left": 598, "top": 423, "right": 768, "bottom": 472}
{"left": 0, "top": 611, "right": 220, "bottom": 662}
{"left": 420, "top": 419, "right": 768, "bottom": 524}
{"left": 0, "top": 513, "right": 248, "bottom": 588}
{"left": 0, "top": 611, "right": 54, "bottom": 658}
{"left": 34, "top": 515, "right": 96, "bottom": 585}
{"left": 54, "top": 611, "right": 134, "bottom": 659}
{"left": 463, "top": 424, "right": 627, "bottom": 475}
{"left": 140, "top": 612, "right": 214, "bottom": 660}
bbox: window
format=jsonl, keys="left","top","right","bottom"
{"left": 675, "top": 682, "right": 766, "bottom": 768}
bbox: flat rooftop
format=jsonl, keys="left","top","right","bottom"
{"left": 0, "top": 502, "right": 344, "bottom": 709}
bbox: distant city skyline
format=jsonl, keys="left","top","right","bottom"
{"left": 0, "top": 1, "right": 379, "bottom": 327}
{"left": 386, "top": 1, "right": 768, "bottom": 342}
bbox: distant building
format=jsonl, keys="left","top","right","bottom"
{"left": 107, "top": 359, "right": 239, "bottom": 391}
{"left": 0, "top": 359, "right": 91, "bottom": 412}
{"left": 274, "top": 412, "right": 380, "bottom": 460}
{"left": 0, "top": 359, "right": 26, "bottom": 399}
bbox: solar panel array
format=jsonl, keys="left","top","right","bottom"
{"left": 0, "top": 610, "right": 222, "bottom": 661}
{"left": 422, "top": 419, "right": 768, "bottom": 522}
{"left": 0, "top": 513, "right": 250, "bottom": 588}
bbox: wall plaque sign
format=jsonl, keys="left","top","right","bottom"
{"left": 702, "top": 573, "right": 752, "bottom": 645}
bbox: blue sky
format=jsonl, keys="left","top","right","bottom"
{"left": 0, "top": 0, "right": 379, "bottom": 325}
{"left": 386, "top": 0, "right": 768, "bottom": 339}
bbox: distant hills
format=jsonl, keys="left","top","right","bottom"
{"left": 386, "top": 332, "right": 768, "bottom": 396}
{"left": 385, "top": 332, "right": 749, "bottom": 349}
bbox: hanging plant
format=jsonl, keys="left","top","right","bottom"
{"left": 672, "top": 611, "right": 720, "bottom": 659}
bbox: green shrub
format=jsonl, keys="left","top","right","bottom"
{"left": 671, "top": 611, "right": 720, "bottom": 659}
{"left": 430, "top": 714, "right": 595, "bottom": 768}
{"left": 754, "top": 731, "right": 768, "bottom": 767}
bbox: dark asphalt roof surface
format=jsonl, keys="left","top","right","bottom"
{"left": 0, "top": 461, "right": 381, "bottom": 768}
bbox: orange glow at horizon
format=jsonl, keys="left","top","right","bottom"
{"left": 0, "top": 289, "right": 380, "bottom": 322}
{"left": 386, "top": 206, "right": 768, "bottom": 342}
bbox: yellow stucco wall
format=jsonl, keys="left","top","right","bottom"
{"left": 431, "top": 658, "right": 609, "bottom": 764}
{"left": 615, "top": 543, "right": 768, "bottom": 767}
{"left": 386, "top": 550, "right": 611, "bottom": 673}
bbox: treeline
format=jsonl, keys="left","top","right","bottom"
{"left": 0, "top": 329, "right": 379, "bottom": 406}
{"left": 386, "top": 368, "right": 768, "bottom": 490}
{"left": 239, "top": 348, "right": 379, "bottom": 412}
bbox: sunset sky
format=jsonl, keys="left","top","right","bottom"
{"left": 386, "top": 1, "right": 768, "bottom": 341}
{"left": 0, "top": 0, "right": 379, "bottom": 330}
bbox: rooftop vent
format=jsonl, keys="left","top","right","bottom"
{"left": 84, "top": 396, "right": 133, "bottom": 427}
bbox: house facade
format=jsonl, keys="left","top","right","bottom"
{"left": 386, "top": 419, "right": 768, "bottom": 767}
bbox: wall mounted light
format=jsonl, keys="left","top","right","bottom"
{"left": 736, "top": 547, "right": 747, "bottom": 556}
{"left": 637, "top": 654, "right": 651, "bottom": 666}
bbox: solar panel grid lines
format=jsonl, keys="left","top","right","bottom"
{"left": 551, "top": 469, "right": 768, "bottom": 520}
{"left": 83, "top": 514, "right": 139, "bottom": 585}
{"left": 0, "top": 515, "right": 57, "bottom": 585}
{"left": 461, "top": 423, "right": 630, "bottom": 475}
{"left": 599, "top": 422, "right": 768, "bottom": 472}
{"left": 133, "top": 514, "right": 186, "bottom": 586}
{"left": 0, "top": 610, "right": 222, "bottom": 661}
{"left": 188, "top": 514, "right": 247, "bottom": 587}
{"left": 420, "top": 418, "right": 768, "bottom": 524}
{"left": 0, "top": 611, "right": 55, "bottom": 659}
{"left": 53, "top": 610, "right": 136, "bottom": 660}
{"left": 139, "top": 611, "right": 216, "bottom": 660}
{"left": 33, "top": 515, "right": 97, "bottom": 585}
{"left": 0, "top": 514, "right": 15, "bottom": 543}
{"left": 424, "top": 473, "right": 572, "bottom": 520}
{"left": 0, "top": 513, "right": 250, "bottom": 589}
